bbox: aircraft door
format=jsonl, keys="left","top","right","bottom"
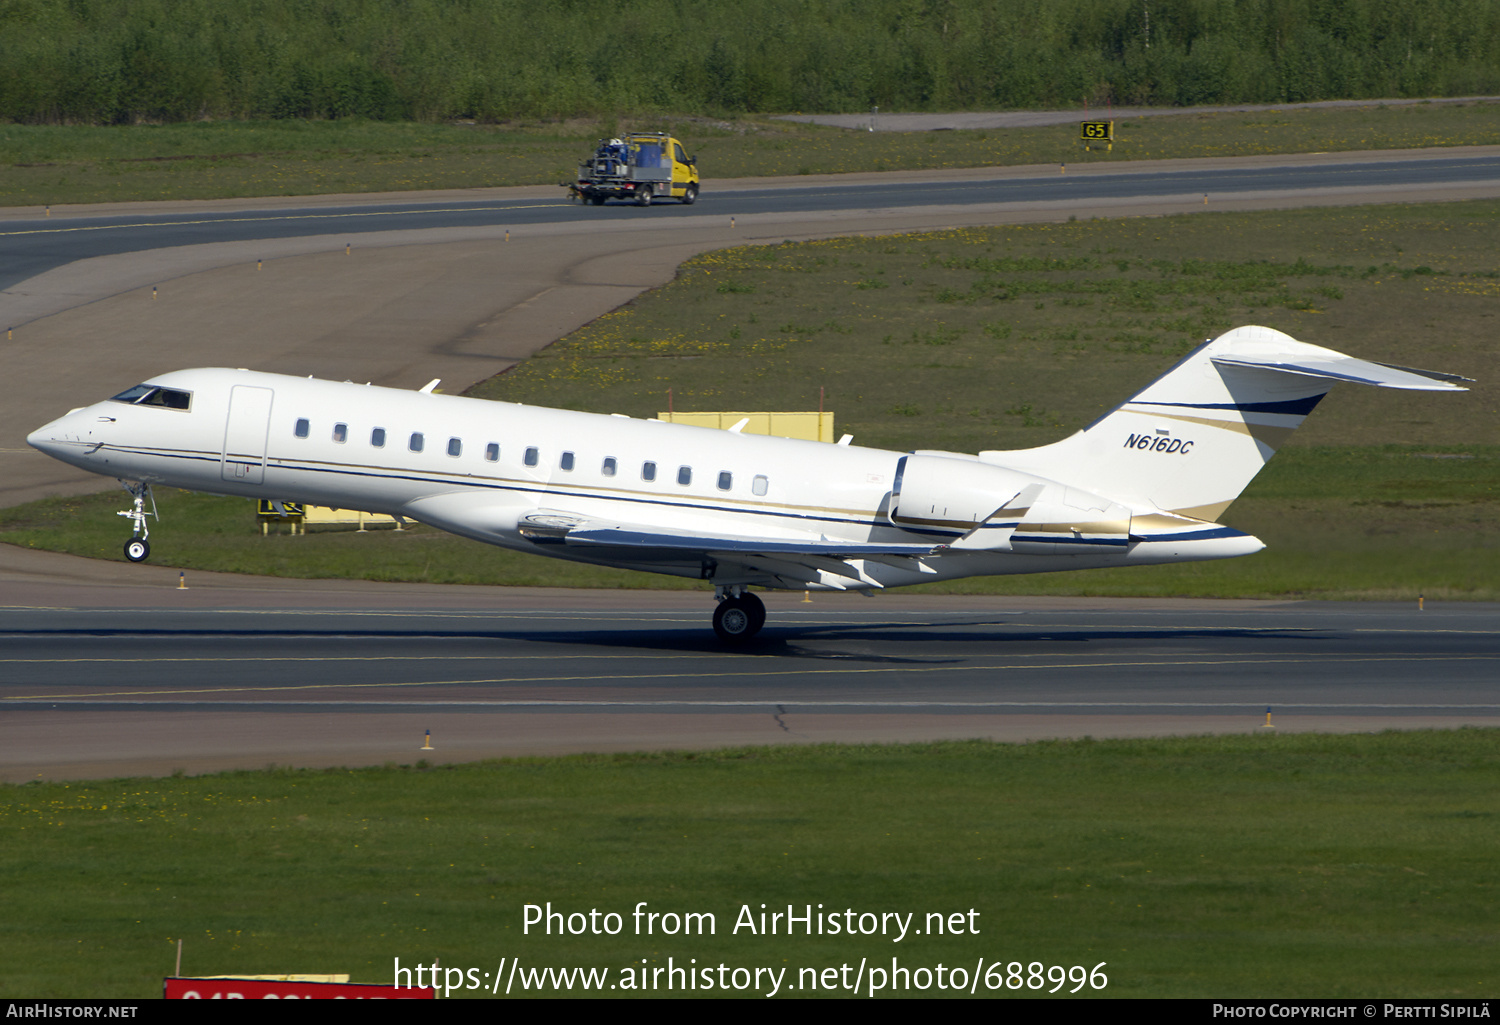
{"left": 222, "top": 385, "right": 273, "bottom": 484}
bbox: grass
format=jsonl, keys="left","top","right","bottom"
{"left": 7, "top": 199, "right": 1497, "bottom": 599}
{"left": 467, "top": 202, "right": 1500, "bottom": 454}
{"left": 2, "top": 732, "right": 1496, "bottom": 998}
{"left": 3, "top": 99, "right": 1499, "bottom": 207}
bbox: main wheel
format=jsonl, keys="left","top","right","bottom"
{"left": 636, "top": 184, "right": 652, "bottom": 207}
{"left": 124, "top": 537, "right": 150, "bottom": 563}
{"left": 743, "top": 592, "right": 766, "bottom": 633}
{"left": 589, "top": 194, "right": 606, "bottom": 206}
{"left": 681, "top": 184, "right": 698, "bottom": 206}
{"left": 713, "top": 594, "right": 765, "bottom": 643}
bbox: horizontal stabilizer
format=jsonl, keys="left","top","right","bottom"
{"left": 1210, "top": 352, "right": 1470, "bottom": 391}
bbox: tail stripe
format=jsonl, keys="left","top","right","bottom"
{"left": 1136, "top": 411, "right": 1298, "bottom": 448}
{"left": 1135, "top": 396, "right": 1326, "bottom": 416}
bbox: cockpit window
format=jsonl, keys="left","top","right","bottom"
{"left": 109, "top": 384, "right": 191, "bottom": 410}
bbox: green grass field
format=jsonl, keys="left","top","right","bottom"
{"left": 3, "top": 99, "right": 1499, "bottom": 206}
{"left": 470, "top": 203, "right": 1499, "bottom": 453}
{"left": 2, "top": 732, "right": 1495, "bottom": 998}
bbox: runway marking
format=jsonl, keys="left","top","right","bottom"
{"left": 7, "top": 611, "right": 1494, "bottom": 636}
{"left": 16, "top": 699, "right": 1500, "bottom": 711}
{"left": 0, "top": 646, "right": 1490, "bottom": 666}
{"left": 5, "top": 653, "right": 1494, "bottom": 702}
{"left": 0, "top": 654, "right": 752, "bottom": 663}
{"left": 0, "top": 203, "right": 567, "bottom": 238}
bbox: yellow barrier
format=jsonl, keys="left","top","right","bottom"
{"left": 256, "top": 500, "right": 400, "bottom": 534}
{"left": 301, "top": 506, "right": 401, "bottom": 531}
{"left": 656, "top": 411, "right": 834, "bottom": 443}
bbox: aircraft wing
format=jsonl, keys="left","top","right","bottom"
{"left": 558, "top": 525, "right": 939, "bottom": 559}
{"left": 519, "top": 514, "right": 941, "bottom": 589}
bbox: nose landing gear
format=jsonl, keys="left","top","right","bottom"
{"left": 117, "top": 481, "right": 157, "bottom": 563}
{"left": 712, "top": 586, "right": 766, "bottom": 643}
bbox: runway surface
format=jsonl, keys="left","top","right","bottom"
{"left": 2, "top": 547, "right": 1496, "bottom": 781}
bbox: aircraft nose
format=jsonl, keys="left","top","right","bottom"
{"left": 27, "top": 408, "right": 91, "bottom": 459}
{"left": 26, "top": 418, "right": 64, "bottom": 456}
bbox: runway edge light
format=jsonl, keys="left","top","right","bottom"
{"left": 421, "top": 729, "right": 434, "bottom": 751}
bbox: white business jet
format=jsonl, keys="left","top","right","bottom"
{"left": 28, "top": 326, "right": 1468, "bottom": 642}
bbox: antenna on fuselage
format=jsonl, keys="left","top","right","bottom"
{"left": 418, "top": 379, "right": 441, "bottom": 394}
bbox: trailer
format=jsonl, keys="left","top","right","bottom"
{"left": 569, "top": 132, "right": 699, "bottom": 206}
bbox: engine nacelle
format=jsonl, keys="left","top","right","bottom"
{"left": 890, "top": 452, "right": 1134, "bottom": 554}
{"left": 888, "top": 453, "right": 1033, "bottom": 532}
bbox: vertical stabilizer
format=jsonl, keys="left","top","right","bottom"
{"left": 980, "top": 326, "right": 1469, "bottom": 520}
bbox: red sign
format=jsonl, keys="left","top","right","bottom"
{"left": 164, "top": 978, "right": 434, "bottom": 999}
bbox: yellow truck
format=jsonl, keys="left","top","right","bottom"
{"left": 570, "top": 132, "right": 699, "bottom": 206}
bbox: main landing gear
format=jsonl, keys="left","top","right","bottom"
{"left": 117, "top": 480, "right": 157, "bottom": 563}
{"left": 712, "top": 586, "right": 766, "bottom": 643}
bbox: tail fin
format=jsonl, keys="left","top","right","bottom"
{"left": 980, "top": 326, "right": 1469, "bottom": 521}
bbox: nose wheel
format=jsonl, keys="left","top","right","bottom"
{"left": 116, "top": 480, "right": 157, "bottom": 563}
{"left": 712, "top": 590, "right": 766, "bottom": 643}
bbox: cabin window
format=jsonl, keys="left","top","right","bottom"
{"left": 642, "top": 461, "right": 657, "bottom": 482}
{"left": 718, "top": 471, "right": 733, "bottom": 491}
{"left": 110, "top": 384, "right": 190, "bottom": 410}
{"left": 371, "top": 428, "right": 386, "bottom": 448}
{"left": 560, "top": 451, "right": 575, "bottom": 471}
{"left": 447, "top": 437, "right": 462, "bottom": 457}
{"left": 485, "top": 443, "right": 499, "bottom": 462}
{"left": 110, "top": 384, "right": 155, "bottom": 404}
{"left": 294, "top": 418, "right": 310, "bottom": 439}
{"left": 752, "top": 475, "right": 768, "bottom": 496}
{"left": 138, "top": 387, "right": 191, "bottom": 410}
{"left": 677, "top": 465, "right": 692, "bottom": 486}
{"left": 410, "top": 432, "right": 424, "bottom": 453}
{"left": 524, "top": 447, "right": 539, "bottom": 467}
{"left": 332, "top": 423, "right": 347, "bottom": 443}
{"left": 602, "top": 457, "right": 617, "bottom": 477}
